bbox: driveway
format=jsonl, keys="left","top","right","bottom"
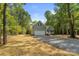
{"left": 36, "top": 35, "right": 79, "bottom": 54}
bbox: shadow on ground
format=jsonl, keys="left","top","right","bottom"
{"left": 35, "top": 35, "right": 79, "bottom": 54}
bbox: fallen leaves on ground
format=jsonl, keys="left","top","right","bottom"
{"left": 0, "top": 35, "right": 77, "bottom": 56}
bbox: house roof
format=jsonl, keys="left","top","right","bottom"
{"left": 33, "top": 21, "right": 45, "bottom": 27}
{"left": 32, "top": 21, "right": 46, "bottom": 31}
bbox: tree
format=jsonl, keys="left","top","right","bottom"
{"left": 6, "top": 3, "right": 31, "bottom": 35}
{"left": 3, "top": 3, "right": 7, "bottom": 44}
{"left": 0, "top": 4, "right": 3, "bottom": 44}
{"left": 45, "top": 3, "right": 79, "bottom": 38}
{"left": 45, "top": 10, "right": 52, "bottom": 25}
{"left": 66, "top": 3, "right": 79, "bottom": 38}
{"left": 67, "top": 3, "right": 75, "bottom": 38}
{"left": 10, "top": 4, "right": 31, "bottom": 34}
{"left": 0, "top": 3, "right": 32, "bottom": 44}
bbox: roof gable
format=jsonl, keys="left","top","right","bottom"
{"left": 33, "top": 21, "right": 46, "bottom": 31}
{"left": 33, "top": 21, "right": 44, "bottom": 26}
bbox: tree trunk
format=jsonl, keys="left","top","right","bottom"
{"left": 67, "top": 3, "right": 75, "bottom": 38}
{"left": 3, "top": 3, "right": 7, "bottom": 44}
{"left": 71, "top": 14, "right": 75, "bottom": 37}
{"left": 66, "top": 26, "right": 69, "bottom": 35}
{"left": 62, "top": 27, "right": 64, "bottom": 34}
{"left": 0, "top": 35, "right": 1, "bottom": 44}
{"left": 0, "top": 29, "right": 1, "bottom": 44}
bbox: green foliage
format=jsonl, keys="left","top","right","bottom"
{"left": 45, "top": 3, "right": 79, "bottom": 35}
{"left": 0, "top": 3, "right": 31, "bottom": 35}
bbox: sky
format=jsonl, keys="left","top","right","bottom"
{"left": 23, "top": 3, "right": 56, "bottom": 23}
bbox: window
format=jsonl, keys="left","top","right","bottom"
{"left": 38, "top": 23, "right": 41, "bottom": 26}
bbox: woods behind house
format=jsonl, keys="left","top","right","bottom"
{"left": 45, "top": 3, "right": 79, "bottom": 38}
{"left": 0, "top": 3, "right": 79, "bottom": 44}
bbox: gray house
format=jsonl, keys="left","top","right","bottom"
{"left": 32, "top": 21, "right": 46, "bottom": 35}
{"left": 32, "top": 21, "right": 54, "bottom": 36}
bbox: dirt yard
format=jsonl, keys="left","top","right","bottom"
{"left": 0, "top": 35, "right": 77, "bottom": 56}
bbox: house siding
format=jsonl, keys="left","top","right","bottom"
{"left": 32, "top": 21, "right": 46, "bottom": 35}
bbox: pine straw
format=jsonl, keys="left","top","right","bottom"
{"left": 0, "top": 35, "right": 77, "bottom": 56}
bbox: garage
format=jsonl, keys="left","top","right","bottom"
{"left": 32, "top": 21, "right": 46, "bottom": 36}
{"left": 34, "top": 31, "right": 45, "bottom": 35}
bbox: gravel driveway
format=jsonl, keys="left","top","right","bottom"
{"left": 36, "top": 35, "right": 79, "bottom": 54}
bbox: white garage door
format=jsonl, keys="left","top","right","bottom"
{"left": 35, "top": 31, "right": 45, "bottom": 35}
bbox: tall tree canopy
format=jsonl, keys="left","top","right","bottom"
{"left": 0, "top": 3, "right": 32, "bottom": 44}
{"left": 45, "top": 3, "right": 79, "bottom": 38}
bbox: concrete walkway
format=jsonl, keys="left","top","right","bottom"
{"left": 36, "top": 35, "right": 79, "bottom": 54}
